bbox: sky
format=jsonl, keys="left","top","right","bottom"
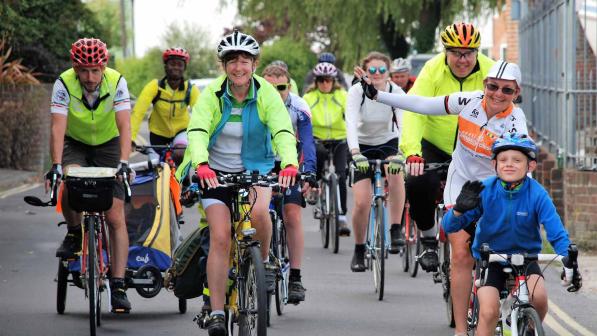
{"left": 133, "top": 0, "right": 238, "bottom": 57}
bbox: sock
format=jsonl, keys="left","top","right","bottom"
{"left": 111, "top": 277, "right": 126, "bottom": 289}
{"left": 67, "top": 225, "right": 82, "bottom": 234}
{"left": 210, "top": 310, "right": 225, "bottom": 317}
{"left": 355, "top": 243, "right": 366, "bottom": 254}
{"left": 263, "top": 256, "right": 270, "bottom": 263}
{"left": 390, "top": 223, "right": 401, "bottom": 231}
{"left": 290, "top": 268, "right": 301, "bottom": 282}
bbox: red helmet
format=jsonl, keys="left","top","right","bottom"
{"left": 163, "top": 47, "right": 190, "bottom": 64}
{"left": 70, "top": 38, "right": 109, "bottom": 67}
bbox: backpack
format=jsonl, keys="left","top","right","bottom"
{"left": 152, "top": 77, "right": 193, "bottom": 106}
{"left": 359, "top": 83, "right": 399, "bottom": 131}
{"left": 164, "top": 225, "right": 209, "bottom": 299}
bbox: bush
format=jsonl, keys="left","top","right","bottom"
{"left": 256, "top": 37, "right": 317, "bottom": 94}
{"left": 115, "top": 47, "right": 164, "bottom": 98}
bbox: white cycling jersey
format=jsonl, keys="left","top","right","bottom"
{"left": 377, "top": 90, "right": 528, "bottom": 204}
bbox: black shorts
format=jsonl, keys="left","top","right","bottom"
{"left": 199, "top": 169, "right": 273, "bottom": 212}
{"left": 273, "top": 161, "right": 303, "bottom": 206}
{"left": 62, "top": 136, "right": 124, "bottom": 200}
{"left": 483, "top": 261, "right": 543, "bottom": 293}
{"left": 352, "top": 138, "right": 399, "bottom": 184}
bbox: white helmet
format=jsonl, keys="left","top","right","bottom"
{"left": 313, "top": 62, "right": 338, "bottom": 77}
{"left": 217, "top": 30, "right": 260, "bottom": 59}
{"left": 391, "top": 58, "right": 411, "bottom": 73}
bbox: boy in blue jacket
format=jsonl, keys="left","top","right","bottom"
{"left": 443, "top": 133, "right": 582, "bottom": 336}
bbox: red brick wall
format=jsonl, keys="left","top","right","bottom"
{"left": 492, "top": 0, "right": 520, "bottom": 63}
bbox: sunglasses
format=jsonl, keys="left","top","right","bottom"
{"left": 447, "top": 49, "right": 478, "bottom": 60}
{"left": 316, "top": 77, "right": 334, "bottom": 83}
{"left": 368, "top": 66, "right": 387, "bottom": 74}
{"left": 485, "top": 83, "right": 516, "bottom": 95}
{"left": 275, "top": 83, "right": 290, "bottom": 91}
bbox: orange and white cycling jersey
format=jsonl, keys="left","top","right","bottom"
{"left": 443, "top": 90, "right": 528, "bottom": 203}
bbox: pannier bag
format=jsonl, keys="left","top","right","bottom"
{"left": 165, "top": 225, "right": 209, "bottom": 299}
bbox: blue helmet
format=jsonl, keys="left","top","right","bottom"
{"left": 318, "top": 52, "right": 336, "bottom": 64}
{"left": 491, "top": 133, "right": 538, "bottom": 160}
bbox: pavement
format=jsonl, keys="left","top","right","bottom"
{"left": 1, "top": 167, "right": 596, "bottom": 295}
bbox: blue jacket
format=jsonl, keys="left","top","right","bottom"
{"left": 284, "top": 93, "right": 316, "bottom": 173}
{"left": 443, "top": 176, "right": 570, "bottom": 259}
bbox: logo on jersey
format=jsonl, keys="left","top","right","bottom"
{"left": 458, "top": 97, "right": 471, "bottom": 106}
{"left": 54, "top": 89, "right": 67, "bottom": 103}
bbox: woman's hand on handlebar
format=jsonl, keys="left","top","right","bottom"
{"left": 196, "top": 164, "right": 219, "bottom": 189}
{"left": 279, "top": 165, "right": 298, "bottom": 188}
{"left": 406, "top": 155, "right": 425, "bottom": 176}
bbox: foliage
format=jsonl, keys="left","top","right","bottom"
{"left": 0, "top": 38, "right": 41, "bottom": 85}
{"left": 115, "top": 47, "right": 163, "bottom": 97}
{"left": 256, "top": 37, "right": 317, "bottom": 93}
{"left": 0, "top": 0, "right": 112, "bottom": 82}
{"left": 161, "top": 22, "right": 219, "bottom": 79}
{"left": 230, "top": 0, "right": 499, "bottom": 70}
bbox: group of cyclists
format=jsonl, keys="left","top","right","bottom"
{"left": 45, "top": 20, "right": 582, "bottom": 336}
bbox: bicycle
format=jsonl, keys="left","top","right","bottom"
{"left": 400, "top": 162, "right": 450, "bottom": 280}
{"left": 349, "top": 158, "right": 403, "bottom": 301}
{"left": 314, "top": 139, "right": 346, "bottom": 254}
{"left": 25, "top": 166, "right": 132, "bottom": 336}
{"left": 194, "top": 171, "right": 274, "bottom": 336}
{"left": 468, "top": 243, "right": 581, "bottom": 335}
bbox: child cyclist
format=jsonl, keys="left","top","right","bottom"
{"left": 442, "top": 133, "right": 583, "bottom": 336}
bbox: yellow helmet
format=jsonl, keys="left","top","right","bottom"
{"left": 440, "top": 22, "right": 481, "bottom": 49}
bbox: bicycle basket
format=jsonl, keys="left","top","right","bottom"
{"left": 65, "top": 167, "right": 117, "bottom": 212}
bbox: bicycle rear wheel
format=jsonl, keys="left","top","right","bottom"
{"left": 319, "top": 181, "right": 330, "bottom": 249}
{"left": 401, "top": 205, "right": 410, "bottom": 272}
{"left": 275, "top": 221, "right": 289, "bottom": 315}
{"left": 329, "top": 175, "right": 340, "bottom": 254}
{"left": 372, "top": 198, "right": 385, "bottom": 301}
{"left": 407, "top": 217, "right": 419, "bottom": 277}
{"left": 86, "top": 217, "right": 99, "bottom": 336}
{"left": 237, "top": 245, "right": 267, "bottom": 336}
{"left": 56, "top": 260, "right": 68, "bottom": 314}
{"left": 517, "top": 307, "right": 545, "bottom": 336}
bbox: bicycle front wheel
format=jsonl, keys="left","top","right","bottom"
{"left": 56, "top": 260, "right": 68, "bottom": 314}
{"left": 237, "top": 245, "right": 267, "bottom": 336}
{"left": 407, "top": 216, "right": 419, "bottom": 277}
{"left": 401, "top": 205, "right": 410, "bottom": 272}
{"left": 319, "top": 181, "right": 330, "bottom": 249}
{"left": 372, "top": 197, "right": 385, "bottom": 301}
{"left": 86, "top": 217, "right": 99, "bottom": 336}
{"left": 517, "top": 307, "right": 545, "bottom": 336}
{"left": 329, "top": 175, "right": 340, "bottom": 254}
{"left": 275, "top": 221, "right": 289, "bottom": 316}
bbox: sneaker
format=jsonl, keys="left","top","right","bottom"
{"left": 264, "top": 262, "right": 277, "bottom": 293}
{"left": 194, "top": 304, "right": 212, "bottom": 329}
{"left": 313, "top": 207, "right": 323, "bottom": 220}
{"left": 389, "top": 224, "right": 405, "bottom": 254}
{"left": 418, "top": 238, "right": 439, "bottom": 272}
{"left": 56, "top": 232, "right": 81, "bottom": 258}
{"left": 206, "top": 314, "right": 226, "bottom": 336}
{"left": 306, "top": 190, "right": 318, "bottom": 205}
{"left": 338, "top": 215, "right": 351, "bottom": 236}
{"left": 111, "top": 288, "right": 131, "bottom": 313}
{"left": 287, "top": 280, "right": 306, "bottom": 304}
{"left": 350, "top": 252, "right": 366, "bottom": 272}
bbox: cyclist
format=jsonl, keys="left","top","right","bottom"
{"left": 176, "top": 30, "right": 298, "bottom": 336}
{"left": 302, "top": 52, "right": 349, "bottom": 94}
{"left": 303, "top": 62, "right": 351, "bottom": 236}
{"left": 131, "top": 47, "right": 200, "bottom": 163}
{"left": 47, "top": 37, "right": 133, "bottom": 312}
{"left": 442, "top": 133, "right": 582, "bottom": 336}
{"left": 346, "top": 51, "right": 405, "bottom": 272}
{"left": 262, "top": 63, "right": 316, "bottom": 303}
{"left": 389, "top": 58, "right": 416, "bottom": 93}
{"left": 269, "top": 60, "right": 299, "bottom": 95}
{"left": 357, "top": 59, "right": 527, "bottom": 336}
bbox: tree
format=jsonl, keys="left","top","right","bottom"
{"left": 0, "top": 0, "right": 111, "bottom": 82}
{"left": 229, "top": 0, "right": 498, "bottom": 69}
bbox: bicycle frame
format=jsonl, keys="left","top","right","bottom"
{"left": 80, "top": 212, "right": 111, "bottom": 294}
{"left": 366, "top": 160, "right": 390, "bottom": 257}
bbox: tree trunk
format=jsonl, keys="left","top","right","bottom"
{"left": 413, "top": 0, "right": 442, "bottom": 53}
{"left": 379, "top": 14, "right": 409, "bottom": 59}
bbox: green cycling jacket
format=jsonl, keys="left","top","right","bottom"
{"left": 303, "top": 88, "right": 347, "bottom": 140}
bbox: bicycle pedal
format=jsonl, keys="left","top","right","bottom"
{"left": 432, "top": 272, "right": 442, "bottom": 283}
{"left": 111, "top": 307, "right": 130, "bottom": 314}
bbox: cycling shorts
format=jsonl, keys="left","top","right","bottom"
{"left": 273, "top": 161, "right": 303, "bottom": 206}
{"left": 62, "top": 136, "right": 125, "bottom": 200}
{"left": 200, "top": 169, "right": 272, "bottom": 212}
{"left": 443, "top": 162, "right": 469, "bottom": 206}
{"left": 149, "top": 130, "right": 187, "bottom": 147}
{"left": 353, "top": 137, "right": 398, "bottom": 184}
{"left": 483, "top": 261, "right": 543, "bottom": 293}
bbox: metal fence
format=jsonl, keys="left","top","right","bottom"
{"left": 519, "top": 0, "right": 597, "bottom": 169}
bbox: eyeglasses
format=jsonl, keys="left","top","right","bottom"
{"left": 316, "top": 77, "right": 334, "bottom": 83}
{"left": 446, "top": 49, "right": 478, "bottom": 60}
{"left": 368, "top": 66, "right": 387, "bottom": 74}
{"left": 485, "top": 83, "right": 516, "bottom": 95}
{"left": 275, "top": 83, "right": 290, "bottom": 91}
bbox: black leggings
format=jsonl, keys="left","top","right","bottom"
{"left": 405, "top": 140, "right": 451, "bottom": 231}
{"left": 315, "top": 140, "right": 348, "bottom": 215}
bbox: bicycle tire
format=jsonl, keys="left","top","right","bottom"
{"left": 237, "top": 245, "right": 267, "bottom": 336}
{"left": 441, "top": 240, "right": 455, "bottom": 327}
{"left": 401, "top": 206, "right": 410, "bottom": 272}
{"left": 517, "top": 307, "right": 545, "bottom": 336}
{"left": 329, "top": 175, "right": 340, "bottom": 254}
{"left": 407, "top": 217, "right": 419, "bottom": 277}
{"left": 275, "top": 221, "right": 288, "bottom": 316}
{"left": 56, "top": 261, "right": 68, "bottom": 314}
{"left": 87, "top": 217, "right": 98, "bottom": 336}
{"left": 373, "top": 197, "right": 385, "bottom": 301}
{"left": 319, "top": 181, "right": 329, "bottom": 249}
